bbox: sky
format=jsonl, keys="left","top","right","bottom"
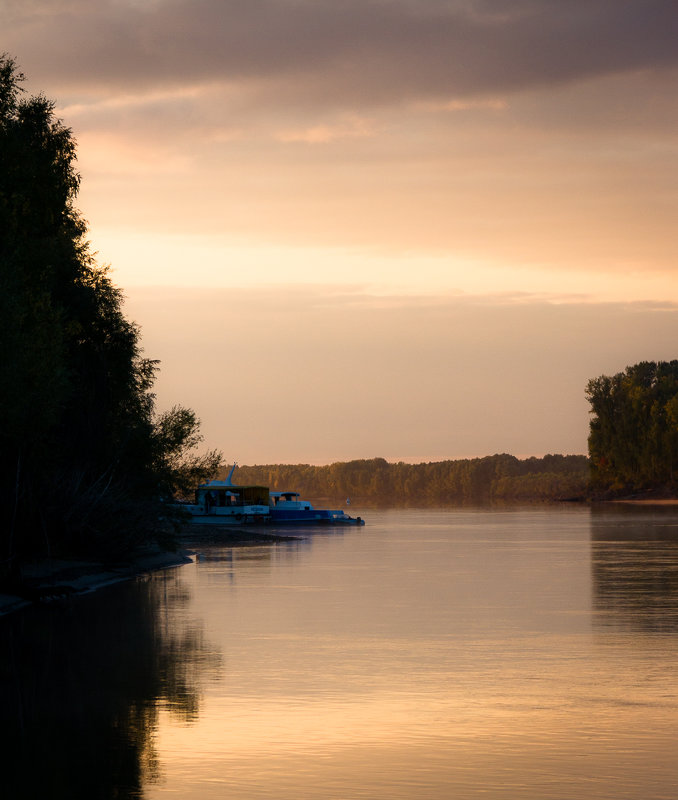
{"left": 3, "top": 0, "right": 678, "bottom": 464}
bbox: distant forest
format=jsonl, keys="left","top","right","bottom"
{"left": 231, "top": 454, "right": 590, "bottom": 506}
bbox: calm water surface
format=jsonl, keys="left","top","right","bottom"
{"left": 4, "top": 506, "right": 678, "bottom": 799}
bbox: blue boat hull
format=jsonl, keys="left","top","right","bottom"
{"left": 269, "top": 509, "right": 364, "bottom": 525}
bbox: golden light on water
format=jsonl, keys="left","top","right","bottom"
{"left": 138, "top": 509, "right": 678, "bottom": 798}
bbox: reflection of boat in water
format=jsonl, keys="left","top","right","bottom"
{"left": 269, "top": 492, "right": 365, "bottom": 526}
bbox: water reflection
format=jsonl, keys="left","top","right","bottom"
{"left": 590, "top": 504, "right": 678, "bottom": 632}
{"left": 7, "top": 511, "right": 678, "bottom": 800}
{"left": 146, "top": 511, "right": 678, "bottom": 799}
{"left": 1, "top": 571, "right": 220, "bottom": 800}
{"left": 192, "top": 539, "right": 309, "bottom": 588}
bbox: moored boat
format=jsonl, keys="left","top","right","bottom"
{"left": 269, "top": 491, "right": 365, "bottom": 525}
{"left": 176, "top": 465, "right": 270, "bottom": 525}
{"left": 175, "top": 465, "right": 365, "bottom": 526}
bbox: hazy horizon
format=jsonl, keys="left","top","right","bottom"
{"left": 124, "top": 286, "right": 677, "bottom": 464}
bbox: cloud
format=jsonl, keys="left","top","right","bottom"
{"left": 5, "top": 0, "right": 678, "bottom": 111}
{"left": 275, "top": 115, "right": 377, "bottom": 144}
{"left": 419, "top": 98, "right": 508, "bottom": 112}
{"left": 5, "top": 1, "right": 677, "bottom": 285}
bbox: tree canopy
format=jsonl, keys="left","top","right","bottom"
{"left": 0, "top": 56, "right": 220, "bottom": 571}
{"left": 586, "top": 360, "right": 678, "bottom": 493}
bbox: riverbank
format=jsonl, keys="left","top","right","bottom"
{"left": 0, "top": 546, "right": 193, "bottom": 616}
{"left": 610, "top": 498, "right": 678, "bottom": 505}
{"left": 0, "top": 529, "right": 296, "bottom": 616}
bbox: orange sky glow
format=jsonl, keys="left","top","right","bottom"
{"left": 4, "top": 0, "right": 678, "bottom": 463}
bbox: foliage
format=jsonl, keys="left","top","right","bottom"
{"left": 152, "top": 406, "right": 222, "bottom": 500}
{"left": 586, "top": 360, "right": 678, "bottom": 493}
{"left": 232, "top": 454, "right": 590, "bottom": 506}
{"left": 0, "top": 56, "right": 220, "bottom": 570}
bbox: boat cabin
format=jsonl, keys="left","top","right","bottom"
{"left": 197, "top": 480, "right": 269, "bottom": 509}
{"left": 269, "top": 492, "right": 312, "bottom": 510}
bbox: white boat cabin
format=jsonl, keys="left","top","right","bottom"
{"left": 182, "top": 479, "right": 270, "bottom": 523}
{"left": 269, "top": 491, "right": 313, "bottom": 511}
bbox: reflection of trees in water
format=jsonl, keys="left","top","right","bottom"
{"left": 590, "top": 505, "right": 678, "bottom": 633}
{"left": 1, "top": 572, "right": 221, "bottom": 799}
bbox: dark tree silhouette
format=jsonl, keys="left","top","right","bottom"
{"left": 587, "top": 360, "right": 678, "bottom": 492}
{"left": 0, "top": 56, "right": 220, "bottom": 574}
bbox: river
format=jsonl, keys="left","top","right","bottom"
{"left": 3, "top": 505, "right": 678, "bottom": 799}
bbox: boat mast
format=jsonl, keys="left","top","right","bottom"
{"left": 224, "top": 462, "right": 237, "bottom": 486}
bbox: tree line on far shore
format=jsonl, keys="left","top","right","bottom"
{"left": 236, "top": 360, "right": 678, "bottom": 505}
{"left": 232, "top": 454, "right": 590, "bottom": 506}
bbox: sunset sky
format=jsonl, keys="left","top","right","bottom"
{"left": 4, "top": 0, "right": 678, "bottom": 464}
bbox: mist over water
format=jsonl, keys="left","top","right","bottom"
{"left": 4, "top": 506, "right": 678, "bottom": 799}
